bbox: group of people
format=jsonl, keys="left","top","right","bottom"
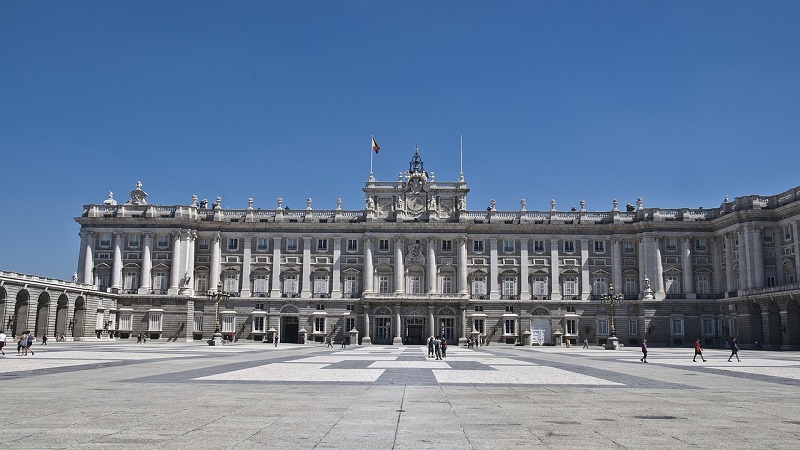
{"left": 0, "top": 330, "right": 36, "bottom": 356}
{"left": 640, "top": 337, "right": 741, "bottom": 363}
{"left": 426, "top": 336, "right": 448, "bottom": 360}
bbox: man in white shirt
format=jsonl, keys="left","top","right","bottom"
{"left": 0, "top": 330, "right": 6, "bottom": 355}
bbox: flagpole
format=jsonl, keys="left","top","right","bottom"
{"left": 459, "top": 134, "right": 464, "bottom": 182}
{"left": 370, "top": 135, "right": 374, "bottom": 180}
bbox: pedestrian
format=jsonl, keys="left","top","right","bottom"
{"left": 341, "top": 337, "right": 347, "bottom": 348}
{"left": 728, "top": 337, "right": 740, "bottom": 362}
{"left": 640, "top": 339, "right": 648, "bottom": 363}
{"left": 434, "top": 336, "right": 442, "bottom": 360}
{"left": 274, "top": 334, "right": 279, "bottom": 347}
{"left": 26, "top": 332, "right": 35, "bottom": 355}
{"left": 326, "top": 337, "right": 333, "bottom": 348}
{"left": 427, "top": 336, "right": 435, "bottom": 358}
{"left": 583, "top": 338, "right": 589, "bottom": 349}
{"left": 693, "top": 338, "right": 706, "bottom": 362}
{"left": 0, "top": 330, "right": 6, "bottom": 355}
{"left": 41, "top": 334, "right": 48, "bottom": 345}
{"left": 142, "top": 334, "right": 147, "bottom": 344}
{"left": 137, "top": 333, "right": 142, "bottom": 344}
{"left": 441, "top": 338, "right": 448, "bottom": 358}
{"left": 17, "top": 332, "right": 27, "bottom": 355}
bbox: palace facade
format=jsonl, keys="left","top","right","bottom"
{"left": 2, "top": 150, "right": 800, "bottom": 349}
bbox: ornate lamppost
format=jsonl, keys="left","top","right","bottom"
{"left": 206, "top": 281, "right": 229, "bottom": 345}
{"left": 600, "top": 283, "right": 624, "bottom": 349}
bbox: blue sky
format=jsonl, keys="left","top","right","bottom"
{"left": 1, "top": 1, "right": 799, "bottom": 279}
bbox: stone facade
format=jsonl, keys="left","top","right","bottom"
{"left": 3, "top": 150, "right": 800, "bottom": 349}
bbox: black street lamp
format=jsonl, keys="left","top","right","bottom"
{"left": 206, "top": 282, "right": 230, "bottom": 335}
{"left": 600, "top": 284, "right": 624, "bottom": 337}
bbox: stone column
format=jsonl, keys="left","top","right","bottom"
{"left": 362, "top": 303, "right": 371, "bottom": 345}
{"left": 724, "top": 233, "right": 735, "bottom": 294}
{"left": 77, "top": 230, "right": 88, "bottom": 284}
{"left": 139, "top": 233, "right": 152, "bottom": 294}
{"left": 753, "top": 227, "right": 765, "bottom": 289}
{"left": 711, "top": 237, "right": 723, "bottom": 295}
{"left": 793, "top": 222, "right": 800, "bottom": 282}
{"left": 489, "top": 238, "right": 499, "bottom": 300}
{"left": 654, "top": 236, "right": 665, "bottom": 298}
{"left": 111, "top": 232, "right": 123, "bottom": 291}
{"left": 550, "top": 238, "right": 561, "bottom": 300}
{"left": 773, "top": 228, "right": 785, "bottom": 285}
{"left": 82, "top": 231, "right": 95, "bottom": 285}
{"left": 185, "top": 299, "right": 195, "bottom": 342}
{"left": 520, "top": 238, "right": 530, "bottom": 300}
{"left": 181, "top": 230, "right": 195, "bottom": 295}
{"left": 612, "top": 238, "right": 623, "bottom": 291}
{"left": 427, "top": 237, "right": 437, "bottom": 293}
{"left": 332, "top": 237, "right": 342, "bottom": 299}
{"left": 428, "top": 305, "right": 436, "bottom": 337}
{"left": 738, "top": 228, "right": 748, "bottom": 291}
{"left": 457, "top": 237, "right": 468, "bottom": 294}
{"left": 682, "top": 236, "right": 695, "bottom": 298}
{"left": 394, "top": 237, "right": 405, "bottom": 293}
{"left": 363, "top": 238, "right": 374, "bottom": 293}
{"left": 240, "top": 235, "right": 252, "bottom": 297}
{"left": 169, "top": 231, "right": 182, "bottom": 294}
{"left": 210, "top": 232, "right": 221, "bottom": 290}
{"left": 580, "top": 239, "right": 590, "bottom": 300}
{"left": 394, "top": 305, "right": 402, "bottom": 345}
{"left": 301, "top": 237, "right": 312, "bottom": 298}
{"left": 270, "top": 237, "right": 282, "bottom": 297}
{"left": 460, "top": 304, "right": 467, "bottom": 345}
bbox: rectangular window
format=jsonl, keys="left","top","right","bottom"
{"left": 347, "top": 239, "right": 358, "bottom": 252}
{"left": 505, "top": 305, "right": 514, "bottom": 312}
{"left": 314, "top": 317, "right": 325, "bottom": 333}
{"left": 665, "top": 276, "right": 681, "bottom": 295}
{"left": 257, "top": 238, "right": 269, "bottom": 251}
{"left": 253, "top": 275, "right": 269, "bottom": 294}
{"left": 379, "top": 239, "right": 390, "bottom": 252}
{"left": 594, "top": 241, "right": 605, "bottom": 254}
{"left": 474, "top": 305, "right": 484, "bottom": 311}
{"left": 564, "top": 241, "right": 575, "bottom": 253}
{"left": 195, "top": 273, "right": 208, "bottom": 293}
{"left": 345, "top": 318, "right": 356, "bottom": 333}
{"left": 628, "top": 319, "right": 638, "bottom": 336}
{"left": 441, "top": 240, "right": 453, "bottom": 252}
{"left": 593, "top": 277, "right": 608, "bottom": 296}
{"left": 566, "top": 319, "right": 577, "bottom": 335}
{"left": 695, "top": 238, "right": 707, "bottom": 251}
{"left": 344, "top": 276, "right": 358, "bottom": 297}
{"left": 346, "top": 304, "right": 355, "bottom": 311}
{"left": 119, "top": 313, "right": 132, "bottom": 331}
{"left": 378, "top": 275, "right": 390, "bottom": 294}
{"left": 286, "top": 238, "right": 298, "bottom": 252}
{"left": 314, "top": 275, "right": 328, "bottom": 295}
{"left": 597, "top": 319, "right": 609, "bottom": 336}
{"left": 128, "top": 234, "right": 140, "bottom": 248}
{"left": 100, "top": 234, "right": 112, "bottom": 248}
{"left": 563, "top": 277, "right": 578, "bottom": 296}
{"left": 96, "top": 274, "right": 109, "bottom": 289}
{"left": 441, "top": 276, "right": 453, "bottom": 294}
{"left": 671, "top": 319, "right": 684, "bottom": 336}
{"left": 316, "top": 303, "right": 325, "bottom": 310}
{"left": 623, "top": 241, "right": 634, "bottom": 253}
{"left": 157, "top": 235, "right": 169, "bottom": 248}
{"left": 283, "top": 275, "right": 298, "bottom": 295}
{"left": 221, "top": 315, "right": 235, "bottom": 333}
{"left": 123, "top": 272, "right": 139, "bottom": 291}
{"left": 473, "top": 240, "right": 484, "bottom": 253}
{"left": 228, "top": 238, "right": 239, "bottom": 251}
{"left": 728, "top": 318, "right": 738, "bottom": 336}
{"left": 665, "top": 238, "right": 677, "bottom": 252}
{"left": 534, "top": 240, "right": 545, "bottom": 253}
{"left": 766, "top": 275, "right": 776, "bottom": 287}
{"left": 193, "top": 312, "right": 203, "bottom": 332}
{"left": 696, "top": 275, "right": 710, "bottom": 295}
{"left": 472, "top": 276, "right": 486, "bottom": 297}
{"left": 503, "top": 240, "right": 514, "bottom": 253}
{"left": 624, "top": 277, "right": 637, "bottom": 296}
{"left": 252, "top": 316, "right": 265, "bottom": 333}
{"left": 785, "top": 225, "right": 792, "bottom": 241}
{"left": 502, "top": 277, "right": 516, "bottom": 297}
{"left": 473, "top": 319, "right": 484, "bottom": 334}
{"left": 409, "top": 276, "right": 422, "bottom": 294}
{"left": 504, "top": 319, "right": 516, "bottom": 335}
{"left": 224, "top": 272, "right": 239, "bottom": 293}
{"left": 153, "top": 272, "right": 167, "bottom": 292}
{"left": 763, "top": 229, "right": 774, "bottom": 243}
{"left": 533, "top": 277, "right": 547, "bottom": 297}
{"left": 317, "top": 239, "right": 328, "bottom": 252}
{"left": 148, "top": 313, "right": 163, "bottom": 332}
{"left": 702, "top": 318, "right": 715, "bottom": 336}
{"left": 198, "top": 238, "right": 209, "bottom": 250}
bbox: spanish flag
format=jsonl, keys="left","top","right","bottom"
{"left": 372, "top": 137, "right": 380, "bottom": 154}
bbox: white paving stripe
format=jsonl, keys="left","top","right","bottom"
{"left": 368, "top": 360, "right": 451, "bottom": 369}
{"left": 196, "top": 363, "right": 385, "bottom": 382}
{"left": 434, "top": 365, "right": 623, "bottom": 385}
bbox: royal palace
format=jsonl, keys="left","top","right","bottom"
{"left": 2, "top": 150, "right": 800, "bottom": 349}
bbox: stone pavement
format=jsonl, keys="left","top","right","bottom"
{"left": 1, "top": 341, "right": 799, "bottom": 449}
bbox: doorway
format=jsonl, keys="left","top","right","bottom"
{"left": 405, "top": 317, "right": 426, "bottom": 344}
{"left": 281, "top": 316, "right": 299, "bottom": 343}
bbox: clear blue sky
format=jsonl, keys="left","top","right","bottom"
{"left": 1, "top": 1, "right": 799, "bottom": 280}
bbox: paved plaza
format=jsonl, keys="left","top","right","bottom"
{"left": 1, "top": 341, "right": 799, "bottom": 449}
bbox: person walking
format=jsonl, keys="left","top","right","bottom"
{"left": 693, "top": 338, "right": 706, "bottom": 362}
{"left": 41, "top": 334, "right": 48, "bottom": 345}
{"left": 640, "top": 339, "right": 648, "bottom": 363}
{"left": 0, "top": 330, "right": 6, "bottom": 355}
{"left": 441, "top": 338, "right": 448, "bottom": 359}
{"left": 728, "top": 337, "right": 741, "bottom": 362}
{"left": 326, "top": 337, "right": 333, "bottom": 348}
{"left": 341, "top": 337, "right": 347, "bottom": 348}
{"left": 427, "top": 336, "right": 435, "bottom": 358}
{"left": 583, "top": 338, "right": 589, "bottom": 349}
{"left": 26, "top": 332, "right": 35, "bottom": 355}
{"left": 274, "top": 334, "right": 279, "bottom": 347}
{"left": 17, "top": 331, "right": 27, "bottom": 355}
{"left": 434, "top": 336, "right": 442, "bottom": 360}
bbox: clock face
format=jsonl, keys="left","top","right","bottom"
{"left": 406, "top": 194, "right": 425, "bottom": 215}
